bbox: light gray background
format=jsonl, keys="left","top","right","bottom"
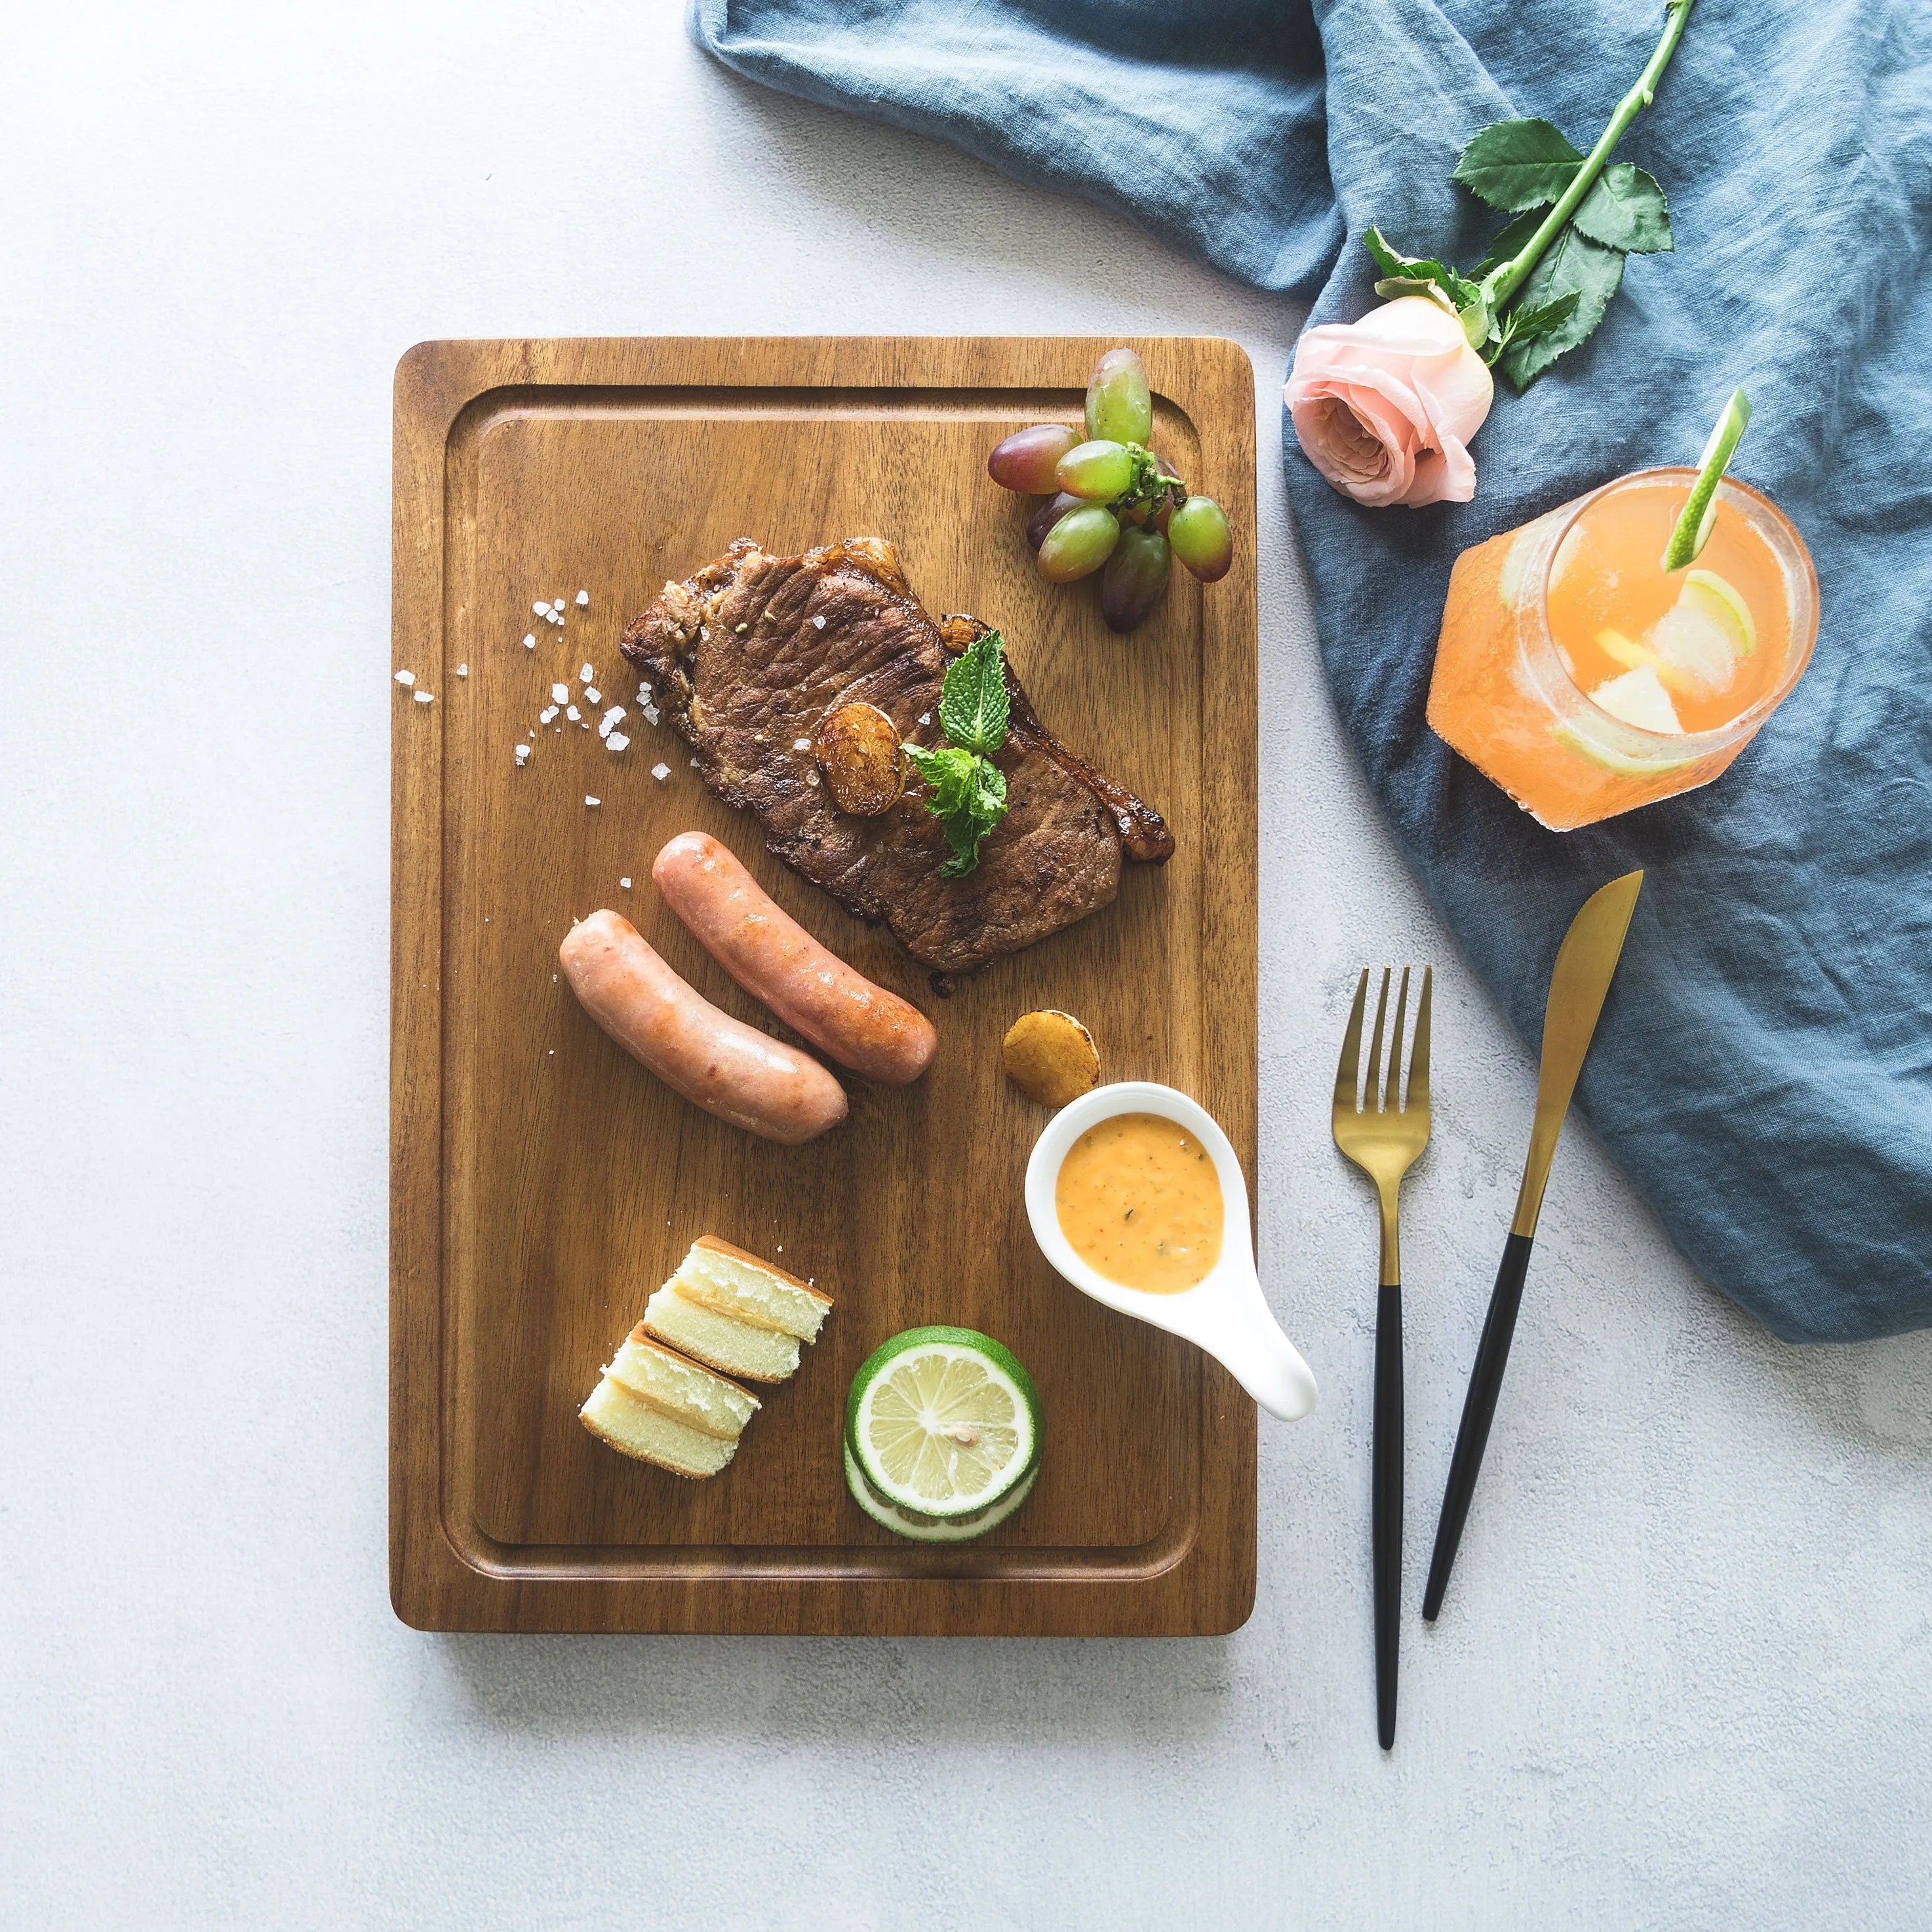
{"left": 4, "top": 5, "right": 1928, "bottom": 1928}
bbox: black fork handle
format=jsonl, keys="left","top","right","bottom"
{"left": 1423, "top": 1232, "right": 1535, "bottom": 1623}
{"left": 1373, "top": 1276, "right": 1402, "bottom": 1749}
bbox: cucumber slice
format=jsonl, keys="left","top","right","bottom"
{"left": 1663, "top": 389, "right": 1752, "bottom": 571}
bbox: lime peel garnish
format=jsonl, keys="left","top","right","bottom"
{"left": 1664, "top": 387, "right": 1752, "bottom": 571}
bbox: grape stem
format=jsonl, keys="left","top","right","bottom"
{"left": 1108, "top": 443, "right": 1187, "bottom": 520}
{"left": 1484, "top": 0, "right": 1695, "bottom": 311}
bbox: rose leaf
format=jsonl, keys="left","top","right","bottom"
{"left": 1452, "top": 119, "right": 1585, "bottom": 213}
{"left": 1499, "top": 228, "right": 1628, "bottom": 391}
{"left": 1571, "top": 163, "right": 1672, "bottom": 254}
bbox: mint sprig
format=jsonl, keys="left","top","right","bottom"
{"left": 1365, "top": 0, "right": 1693, "bottom": 393}
{"left": 905, "top": 629, "right": 1012, "bottom": 878}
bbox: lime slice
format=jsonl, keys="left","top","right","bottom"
{"left": 842, "top": 1441, "right": 1039, "bottom": 1543}
{"left": 846, "top": 1326, "right": 1041, "bottom": 1517}
{"left": 1682, "top": 568, "right": 1756, "bottom": 656}
{"left": 1663, "top": 387, "right": 1752, "bottom": 572}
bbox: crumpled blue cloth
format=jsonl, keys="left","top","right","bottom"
{"left": 693, "top": 0, "right": 1932, "bottom": 1341}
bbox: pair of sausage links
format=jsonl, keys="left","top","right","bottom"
{"left": 559, "top": 911, "right": 848, "bottom": 1146}
{"left": 652, "top": 831, "right": 937, "bottom": 1087}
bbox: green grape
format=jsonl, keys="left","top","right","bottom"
{"left": 1055, "top": 439, "right": 1134, "bottom": 502}
{"left": 1168, "top": 495, "right": 1233, "bottom": 582}
{"left": 1085, "top": 347, "right": 1153, "bottom": 446}
{"left": 1036, "top": 504, "right": 1120, "bottom": 583}
{"left": 987, "top": 423, "right": 1080, "bottom": 494}
{"left": 1027, "top": 492, "right": 1082, "bottom": 550}
{"left": 1099, "top": 526, "right": 1171, "bottom": 633}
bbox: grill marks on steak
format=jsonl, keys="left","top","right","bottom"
{"left": 619, "top": 538, "right": 1173, "bottom": 976}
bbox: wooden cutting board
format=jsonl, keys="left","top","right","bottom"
{"left": 391, "top": 336, "right": 1259, "bottom": 1634}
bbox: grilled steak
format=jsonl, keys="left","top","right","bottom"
{"left": 620, "top": 537, "right": 1173, "bottom": 976}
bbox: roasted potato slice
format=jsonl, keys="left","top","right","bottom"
{"left": 1002, "top": 1010, "right": 1101, "bottom": 1109}
{"left": 815, "top": 701, "right": 907, "bottom": 816}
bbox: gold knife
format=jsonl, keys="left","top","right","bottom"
{"left": 1421, "top": 870, "right": 1644, "bottom": 1621}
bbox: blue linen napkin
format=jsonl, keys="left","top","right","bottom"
{"left": 693, "top": 0, "right": 1932, "bottom": 1341}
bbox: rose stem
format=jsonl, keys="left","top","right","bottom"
{"left": 1484, "top": 0, "right": 1697, "bottom": 310}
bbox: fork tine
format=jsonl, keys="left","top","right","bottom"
{"left": 1333, "top": 968, "right": 1370, "bottom": 1111}
{"left": 1409, "top": 966, "right": 1432, "bottom": 1113}
{"left": 1365, "top": 967, "right": 1391, "bottom": 1115}
{"left": 1384, "top": 966, "right": 1411, "bottom": 1113}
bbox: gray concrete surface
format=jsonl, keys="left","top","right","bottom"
{"left": 3, "top": 4, "right": 1928, "bottom": 1927}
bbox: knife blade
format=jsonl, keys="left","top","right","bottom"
{"left": 1422, "top": 869, "right": 1643, "bottom": 1621}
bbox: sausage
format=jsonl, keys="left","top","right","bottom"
{"left": 559, "top": 910, "right": 848, "bottom": 1145}
{"left": 651, "top": 831, "right": 938, "bottom": 1086}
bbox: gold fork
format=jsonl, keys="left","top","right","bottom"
{"left": 1331, "top": 964, "right": 1432, "bottom": 1752}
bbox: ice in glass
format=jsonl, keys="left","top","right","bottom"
{"left": 1427, "top": 468, "right": 1819, "bottom": 829}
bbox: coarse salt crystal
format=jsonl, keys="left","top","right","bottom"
{"left": 576, "top": 590, "right": 589, "bottom": 606}
{"left": 642, "top": 703, "right": 660, "bottom": 725}
{"left": 812, "top": 614, "right": 826, "bottom": 629}
{"left": 523, "top": 633, "right": 536, "bottom": 650}
{"left": 553, "top": 599, "right": 566, "bottom": 613}
{"left": 606, "top": 732, "right": 630, "bottom": 753}
{"left": 566, "top": 705, "right": 581, "bottom": 721}
{"left": 533, "top": 601, "right": 549, "bottom": 617}
{"left": 540, "top": 705, "right": 558, "bottom": 723}
{"left": 918, "top": 711, "right": 931, "bottom": 725}
{"left": 514, "top": 744, "right": 530, "bottom": 764}
{"left": 793, "top": 737, "right": 812, "bottom": 751}
{"left": 551, "top": 683, "right": 569, "bottom": 703}
{"left": 620, "top": 876, "right": 631, "bottom": 888}
{"left": 456, "top": 663, "right": 468, "bottom": 677}
{"left": 602, "top": 704, "right": 625, "bottom": 723}
{"left": 414, "top": 690, "right": 434, "bottom": 704}
{"left": 585, "top": 795, "right": 601, "bottom": 807}
{"left": 583, "top": 687, "right": 601, "bottom": 705}
{"left": 394, "top": 669, "right": 416, "bottom": 686}
{"left": 580, "top": 665, "right": 593, "bottom": 682}
{"left": 651, "top": 761, "right": 671, "bottom": 781}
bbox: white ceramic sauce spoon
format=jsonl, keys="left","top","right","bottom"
{"left": 1024, "top": 1081, "right": 1318, "bottom": 1422}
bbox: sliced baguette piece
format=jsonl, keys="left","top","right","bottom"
{"left": 604, "top": 1326, "right": 759, "bottom": 1440}
{"left": 643, "top": 1282, "right": 802, "bottom": 1384}
{"left": 580, "top": 1375, "right": 739, "bottom": 1479}
{"left": 678, "top": 1236, "right": 833, "bottom": 1341}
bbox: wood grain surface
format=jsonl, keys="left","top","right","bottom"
{"left": 391, "top": 336, "right": 1259, "bottom": 1634}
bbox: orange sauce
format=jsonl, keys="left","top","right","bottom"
{"left": 1055, "top": 1112, "right": 1223, "bottom": 1293}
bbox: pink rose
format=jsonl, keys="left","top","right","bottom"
{"left": 1287, "top": 296, "right": 1495, "bottom": 508}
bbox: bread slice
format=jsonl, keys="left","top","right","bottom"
{"left": 580, "top": 1375, "right": 739, "bottom": 1479}
{"left": 604, "top": 1326, "right": 759, "bottom": 1439}
{"left": 678, "top": 1237, "right": 833, "bottom": 1341}
{"left": 643, "top": 1282, "right": 803, "bottom": 1383}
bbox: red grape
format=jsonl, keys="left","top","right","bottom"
{"left": 1036, "top": 505, "right": 1120, "bottom": 582}
{"left": 988, "top": 424, "right": 1080, "bottom": 494}
{"left": 1086, "top": 347, "right": 1153, "bottom": 446}
{"left": 1168, "top": 495, "right": 1232, "bottom": 581}
{"left": 1100, "top": 526, "right": 1172, "bottom": 633}
{"left": 1055, "top": 439, "right": 1134, "bottom": 502}
{"left": 1027, "top": 492, "right": 1082, "bottom": 550}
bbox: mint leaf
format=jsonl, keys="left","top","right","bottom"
{"left": 903, "top": 742, "right": 979, "bottom": 816}
{"left": 1361, "top": 226, "right": 1480, "bottom": 313}
{"left": 1472, "top": 207, "right": 1548, "bottom": 281}
{"left": 1452, "top": 119, "right": 1585, "bottom": 212}
{"left": 937, "top": 627, "right": 1009, "bottom": 757}
{"left": 905, "top": 740, "right": 1008, "bottom": 878}
{"left": 1572, "top": 163, "right": 1672, "bottom": 254}
{"left": 1499, "top": 227, "right": 1626, "bottom": 392}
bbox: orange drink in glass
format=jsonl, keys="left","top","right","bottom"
{"left": 1427, "top": 468, "right": 1819, "bottom": 830}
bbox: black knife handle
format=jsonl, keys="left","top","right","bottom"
{"left": 1422, "top": 1231, "right": 1535, "bottom": 1622}
{"left": 1373, "top": 1276, "right": 1403, "bottom": 1750}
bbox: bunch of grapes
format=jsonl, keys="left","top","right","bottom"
{"left": 985, "top": 347, "right": 1233, "bottom": 634}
